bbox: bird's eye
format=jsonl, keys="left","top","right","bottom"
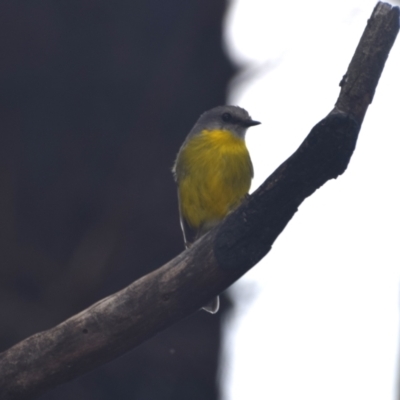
{"left": 221, "top": 112, "right": 232, "bottom": 122}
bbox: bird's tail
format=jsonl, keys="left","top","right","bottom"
{"left": 202, "top": 296, "right": 220, "bottom": 314}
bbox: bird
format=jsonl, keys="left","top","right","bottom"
{"left": 172, "top": 105, "right": 260, "bottom": 313}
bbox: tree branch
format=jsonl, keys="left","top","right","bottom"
{"left": 0, "top": 2, "right": 398, "bottom": 399}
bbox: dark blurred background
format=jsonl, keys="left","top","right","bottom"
{"left": 0, "top": 1, "right": 236, "bottom": 399}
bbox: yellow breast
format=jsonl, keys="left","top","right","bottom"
{"left": 176, "top": 129, "right": 253, "bottom": 230}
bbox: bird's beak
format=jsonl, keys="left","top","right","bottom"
{"left": 243, "top": 119, "right": 261, "bottom": 127}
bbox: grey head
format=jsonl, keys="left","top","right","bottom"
{"left": 188, "top": 105, "right": 261, "bottom": 140}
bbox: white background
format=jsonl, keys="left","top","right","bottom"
{"left": 221, "top": 1, "right": 400, "bottom": 399}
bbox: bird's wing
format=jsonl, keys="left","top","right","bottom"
{"left": 177, "top": 192, "right": 198, "bottom": 249}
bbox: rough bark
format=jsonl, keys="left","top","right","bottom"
{"left": 0, "top": 2, "right": 398, "bottom": 399}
